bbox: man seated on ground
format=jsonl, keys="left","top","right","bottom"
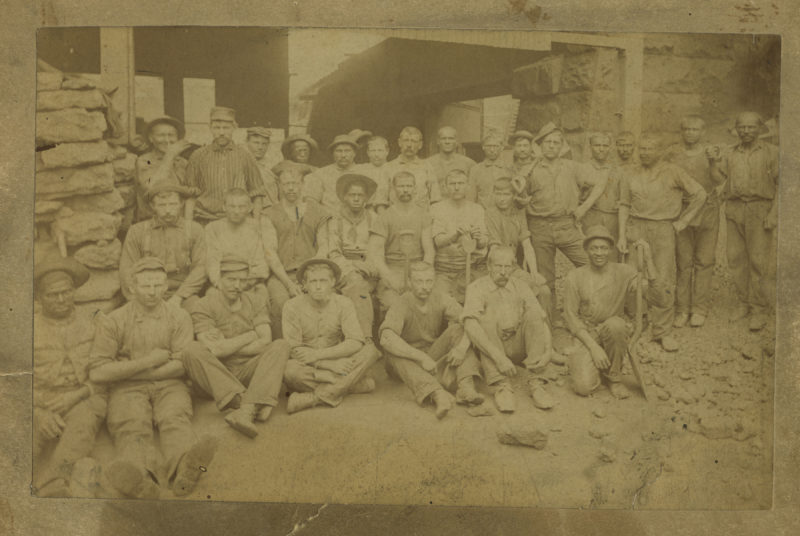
{"left": 431, "top": 168, "right": 489, "bottom": 304}
{"left": 563, "top": 226, "right": 661, "bottom": 398}
{"left": 485, "top": 176, "right": 551, "bottom": 314}
{"left": 119, "top": 179, "right": 206, "bottom": 309}
{"left": 368, "top": 170, "right": 436, "bottom": 311}
{"left": 264, "top": 168, "right": 330, "bottom": 334}
{"left": 182, "top": 255, "right": 290, "bottom": 438}
{"left": 380, "top": 261, "right": 484, "bottom": 419}
{"left": 354, "top": 135, "right": 392, "bottom": 213}
{"left": 89, "top": 257, "right": 216, "bottom": 499}
{"left": 33, "top": 256, "right": 107, "bottom": 497}
{"left": 463, "top": 246, "right": 556, "bottom": 413}
{"left": 320, "top": 173, "right": 380, "bottom": 340}
{"left": 205, "top": 188, "right": 297, "bottom": 303}
{"left": 282, "top": 259, "right": 381, "bottom": 414}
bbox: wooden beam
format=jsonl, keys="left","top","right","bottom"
{"left": 100, "top": 28, "right": 135, "bottom": 144}
{"left": 620, "top": 35, "right": 644, "bottom": 138}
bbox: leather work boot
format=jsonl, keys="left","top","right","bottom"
{"left": 455, "top": 376, "right": 484, "bottom": 405}
{"left": 689, "top": 313, "right": 706, "bottom": 327}
{"left": 673, "top": 313, "right": 689, "bottom": 328}
{"left": 255, "top": 405, "right": 274, "bottom": 422}
{"left": 528, "top": 378, "right": 555, "bottom": 409}
{"left": 609, "top": 381, "right": 631, "bottom": 399}
{"left": 287, "top": 392, "right": 318, "bottom": 414}
{"left": 658, "top": 335, "right": 679, "bottom": 352}
{"left": 351, "top": 377, "right": 376, "bottom": 394}
{"left": 493, "top": 384, "right": 515, "bottom": 413}
{"left": 430, "top": 389, "right": 453, "bottom": 419}
{"left": 172, "top": 436, "right": 219, "bottom": 497}
{"left": 224, "top": 406, "right": 259, "bottom": 438}
{"left": 107, "top": 460, "right": 161, "bottom": 500}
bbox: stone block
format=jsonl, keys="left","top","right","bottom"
{"left": 61, "top": 77, "right": 98, "bottom": 90}
{"left": 73, "top": 239, "right": 122, "bottom": 270}
{"left": 36, "top": 163, "right": 115, "bottom": 200}
{"left": 588, "top": 89, "right": 622, "bottom": 133}
{"left": 560, "top": 52, "right": 597, "bottom": 92}
{"left": 511, "top": 56, "right": 563, "bottom": 98}
{"left": 516, "top": 97, "right": 561, "bottom": 134}
{"left": 36, "top": 109, "right": 107, "bottom": 145}
{"left": 594, "top": 48, "right": 620, "bottom": 91}
{"left": 642, "top": 92, "right": 703, "bottom": 133}
{"left": 38, "top": 141, "right": 116, "bottom": 169}
{"left": 37, "top": 89, "right": 107, "bottom": 111}
{"left": 113, "top": 152, "right": 137, "bottom": 183}
{"left": 51, "top": 211, "right": 122, "bottom": 246}
{"left": 74, "top": 269, "right": 121, "bottom": 303}
{"left": 643, "top": 55, "right": 735, "bottom": 94}
{"left": 557, "top": 91, "right": 593, "bottom": 131}
{"left": 116, "top": 183, "right": 136, "bottom": 208}
{"left": 34, "top": 200, "right": 64, "bottom": 224}
{"left": 37, "top": 72, "right": 63, "bottom": 91}
{"left": 644, "top": 34, "right": 747, "bottom": 60}
{"left": 63, "top": 189, "right": 126, "bottom": 214}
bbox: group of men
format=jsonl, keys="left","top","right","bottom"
{"left": 33, "top": 105, "right": 778, "bottom": 499}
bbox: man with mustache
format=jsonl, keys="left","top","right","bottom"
{"left": 304, "top": 134, "right": 360, "bottom": 212}
{"left": 243, "top": 126, "right": 280, "bottom": 208}
{"left": 426, "top": 126, "right": 476, "bottom": 198}
{"left": 384, "top": 126, "right": 441, "bottom": 209}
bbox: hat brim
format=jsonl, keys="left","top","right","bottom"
{"left": 327, "top": 140, "right": 359, "bottom": 153}
{"left": 509, "top": 132, "right": 534, "bottom": 144}
{"left": 534, "top": 126, "right": 564, "bottom": 145}
{"left": 582, "top": 234, "right": 615, "bottom": 250}
{"left": 34, "top": 257, "right": 90, "bottom": 290}
{"left": 145, "top": 184, "right": 190, "bottom": 202}
{"left": 146, "top": 117, "right": 186, "bottom": 140}
{"left": 281, "top": 136, "right": 319, "bottom": 159}
{"left": 336, "top": 174, "right": 377, "bottom": 202}
{"left": 296, "top": 258, "right": 342, "bottom": 285}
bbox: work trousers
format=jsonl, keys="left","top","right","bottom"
{"left": 527, "top": 216, "right": 588, "bottom": 316}
{"left": 266, "top": 273, "right": 296, "bottom": 338}
{"left": 384, "top": 324, "right": 481, "bottom": 404}
{"left": 33, "top": 389, "right": 107, "bottom": 489}
{"left": 338, "top": 271, "right": 378, "bottom": 339}
{"left": 510, "top": 266, "right": 552, "bottom": 317}
{"left": 284, "top": 343, "right": 381, "bottom": 407}
{"left": 725, "top": 199, "right": 776, "bottom": 314}
{"left": 106, "top": 378, "right": 195, "bottom": 483}
{"left": 676, "top": 202, "right": 720, "bottom": 316}
{"left": 182, "top": 339, "right": 290, "bottom": 411}
{"left": 625, "top": 217, "right": 675, "bottom": 338}
{"left": 433, "top": 264, "right": 489, "bottom": 305}
{"left": 569, "top": 316, "right": 631, "bottom": 396}
{"left": 581, "top": 209, "right": 619, "bottom": 262}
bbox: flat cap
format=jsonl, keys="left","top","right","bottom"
{"left": 145, "top": 116, "right": 185, "bottom": 140}
{"left": 34, "top": 255, "right": 90, "bottom": 289}
{"left": 336, "top": 173, "right": 377, "bottom": 202}
{"left": 296, "top": 258, "right": 341, "bottom": 285}
{"left": 145, "top": 179, "right": 191, "bottom": 202}
{"left": 582, "top": 225, "right": 616, "bottom": 249}
{"left": 130, "top": 256, "right": 166, "bottom": 275}
{"left": 327, "top": 134, "right": 359, "bottom": 152}
{"left": 219, "top": 254, "right": 250, "bottom": 274}
{"left": 210, "top": 106, "right": 236, "bottom": 122}
{"left": 509, "top": 130, "right": 534, "bottom": 143}
{"left": 281, "top": 134, "right": 319, "bottom": 159}
{"left": 534, "top": 122, "right": 564, "bottom": 144}
{"left": 247, "top": 126, "right": 272, "bottom": 139}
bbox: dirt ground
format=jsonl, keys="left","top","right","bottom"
{"left": 82, "top": 252, "right": 774, "bottom": 509}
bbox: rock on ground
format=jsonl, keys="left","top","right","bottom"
{"left": 73, "top": 239, "right": 123, "bottom": 270}
{"left": 497, "top": 423, "right": 548, "bottom": 449}
{"left": 51, "top": 211, "right": 122, "bottom": 246}
{"left": 74, "top": 269, "right": 121, "bottom": 303}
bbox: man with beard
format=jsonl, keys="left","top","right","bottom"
{"left": 33, "top": 256, "right": 106, "bottom": 497}
{"left": 575, "top": 132, "right": 619, "bottom": 260}
{"left": 182, "top": 255, "right": 291, "bottom": 438}
{"left": 282, "top": 259, "right": 381, "bottom": 414}
{"left": 368, "top": 170, "right": 436, "bottom": 311}
{"left": 617, "top": 136, "right": 706, "bottom": 352}
{"left": 183, "top": 107, "right": 267, "bottom": 224}
{"left": 718, "top": 111, "right": 778, "bottom": 331}
{"left": 463, "top": 246, "right": 556, "bottom": 412}
{"left": 564, "top": 226, "right": 660, "bottom": 398}
{"left": 426, "top": 126, "right": 476, "bottom": 197}
{"left": 380, "top": 261, "right": 484, "bottom": 419}
{"left": 663, "top": 115, "right": 725, "bottom": 328}
{"left": 305, "top": 134, "right": 360, "bottom": 212}
{"left": 385, "top": 126, "right": 441, "bottom": 209}
{"left": 119, "top": 180, "right": 207, "bottom": 309}
{"left": 244, "top": 126, "right": 279, "bottom": 207}
{"left": 471, "top": 130, "right": 509, "bottom": 209}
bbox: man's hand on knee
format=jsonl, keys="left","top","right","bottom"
{"left": 495, "top": 354, "right": 517, "bottom": 376}
{"left": 589, "top": 342, "right": 611, "bottom": 370}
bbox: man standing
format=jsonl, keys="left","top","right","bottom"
{"left": 508, "top": 130, "right": 536, "bottom": 177}
{"left": 385, "top": 126, "right": 441, "bottom": 209}
{"left": 563, "top": 226, "right": 661, "bottom": 398}
{"left": 89, "top": 257, "right": 216, "bottom": 499}
{"left": 719, "top": 111, "right": 778, "bottom": 331}
{"left": 305, "top": 134, "right": 360, "bottom": 211}
{"left": 663, "top": 115, "right": 725, "bottom": 328}
{"left": 282, "top": 259, "right": 381, "bottom": 414}
{"left": 617, "top": 136, "right": 707, "bottom": 351}
{"left": 182, "top": 255, "right": 291, "bottom": 438}
{"left": 426, "top": 126, "right": 476, "bottom": 197}
{"left": 134, "top": 116, "right": 192, "bottom": 222}
{"left": 615, "top": 131, "right": 637, "bottom": 167}
{"left": 575, "top": 132, "right": 619, "bottom": 259}
{"left": 368, "top": 170, "right": 436, "bottom": 311}
{"left": 380, "top": 261, "right": 484, "bottom": 419}
{"left": 264, "top": 169, "right": 330, "bottom": 334}
{"left": 321, "top": 173, "right": 379, "bottom": 339}
{"left": 119, "top": 180, "right": 207, "bottom": 308}
{"left": 183, "top": 107, "right": 267, "bottom": 224}
{"left": 244, "top": 126, "right": 280, "bottom": 208}
{"left": 355, "top": 135, "right": 392, "bottom": 212}
{"left": 463, "top": 246, "right": 555, "bottom": 412}
{"left": 33, "top": 257, "right": 106, "bottom": 497}
{"left": 431, "top": 169, "right": 489, "bottom": 304}
{"left": 272, "top": 133, "right": 318, "bottom": 177}
{"left": 470, "top": 130, "right": 509, "bottom": 209}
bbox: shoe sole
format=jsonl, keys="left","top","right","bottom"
{"left": 225, "top": 414, "right": 259, "bottom": 438}
{"left": 172, "top": 438, "right": 218, "bottom": 497}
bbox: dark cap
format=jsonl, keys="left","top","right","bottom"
{"left": 534, "top": 122, "right": 564, "bottom": 145}
{"left": 281, "top": 134, "right": 319, "bottom": 159}
{"left": 246, "top": 126, "right": 272, "bottom": 139}
{"left": 130, "top": 256, "right": 166, "bottom": 275}
{"left": 348, "top": 129, "right": 373, "bottom": 143}
{"left": 145, "top": 116, "right": 185, "bottom": 140}
{"left": 327, "top": 134, "right": 359, "bottom": 153}
{"left": 219, "top": 254, "right": 250, "bottom": 274}
{"left": 210, "top": 106, "right": 236, "bottom": 122}
{"left": 582, "top": 225, "right": 615, "bottom": 249}
{"left": 34, "top": 255, "right": 90, "bottom": 290}
{"left": 296, "top": 258, "right": 341, "bottom": 285}
{"left": 145, "top": 179, "right": 191, "bottom": 202}
{"left": 509, "top": 130, "right": 534, "bottom": 143}
{"left": 336, "top": 173, "right": 377, "bottom": 202}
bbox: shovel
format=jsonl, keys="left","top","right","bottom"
{"left": 460, "top": 233, "right": 477, "bottom": 288}
{"left": 397, "top": 230, "right": 417, "bottom": 291}
{"left": 627, "top": 242, "right": 649, "bottom": 400}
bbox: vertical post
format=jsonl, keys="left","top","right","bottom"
{"left": 100, "top": 27, "right": 135, "bottom": 144}
{"left": 620, "top": 35, "right": 644, "bottom": 139}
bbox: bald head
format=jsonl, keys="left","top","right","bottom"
{"left": 437, "top": 126, "right": 458, "bottom": 154}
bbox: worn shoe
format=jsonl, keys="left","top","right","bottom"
{"left": 689, "top": 313, "right": 706, "bottom": 327}
{"left": 455, "top": 377, "right": 484, "bottom": 405}
{"left": 255, "top": 404, "right": 274, "bottom": 422}
{"left": 430, "top": 389, "right": 453, "bottom": 419}
{"left": 494, "top": 386, "right": 516, "bottom": 413}
{"left": 658, "top": 335, "right": 679, "bottom": 352}
{"left": 35, "top": 477, "right": 70, "bottom": 498}
{"left": 107, "top": 460, "right": 160, "bottom": 500}
{"left": 730, "top": 304, "right": 749, "bottom": 322}
{"left": 609, "top": 382, "right": 631, "bottom": 399}
{"left": 528, "top": 379, "right": 555, "bottom": 409}
{"left": 673, "top": 313, "right": 689, "bottom": 328}
{"left": 549, "top": 351, "right": 566, "bottom": 366}
{"left": 172, "top": 436, "right": 218, "bottom": 497}
{"left": 748, "top": 314, "right": 767, "bottom": 332}
{"left": 351, "top": 377, "right": 376, "bottom": 394}
{"left": 287, "top": 392, "right": 318, "bottom": 414}
{"left": 224, "top": 407, "right": 259, "bottom": 438}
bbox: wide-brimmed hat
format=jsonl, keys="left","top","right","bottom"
{"left": 246, "top": 126, "right": 272, "bottom": 140}
{"left": 210, "top": 106, "right": 236, "bottom": 122}
{"left": 534, "top": 122, "right": 564, "bottom": 145}
{"left": 336, "top": 173, "right": 377, "bottom": 202}
{"left": 296, "top": 258, "right": 341, "bottom": 285}
{"left": 281, "top": 134, "right": 319, "bottom": 159}
{"left": 327, "top": 134, "right": 359, "bottom": 152}
{"left": 582, "top": 225, "right": 615, "bottom": 249}
{"left": 348, "top": 129, "right": 373, "bottom": 143}
{"left": 145, "top": 179, "right": 191, "bottom": 202}
{"left": 145, "top": 116, "right": 185, "bottom": 140}
{"left": 509, "top": 130, "right": 534, "bottom": 144}
{"left": 34, "top": 255, "right": 90, "bottom": 290}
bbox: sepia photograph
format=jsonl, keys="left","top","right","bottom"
{"left": 31, "top": 25, "right": 779, "bottom": 512}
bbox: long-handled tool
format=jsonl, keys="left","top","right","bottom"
{"left": 460, "top": 234, "right": 477, "bottom": 288}
{"left": 627, "top": 242, "right": 649, "bottom": 400}
{"left": 397, "top": 230, "right": 417, "bottom": 290}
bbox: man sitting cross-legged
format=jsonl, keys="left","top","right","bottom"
{"left": 380, "top": 261, "right": 484, "bottom": 419}
{"left": 282, "top": 258, "right": 381, "bottom": 414}
{"left": 182, "top": 255, "right": 291, "bottom": 438}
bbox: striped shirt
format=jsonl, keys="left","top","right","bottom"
{"left": 183, "top": 141, "right": 267, "bottom": 221}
